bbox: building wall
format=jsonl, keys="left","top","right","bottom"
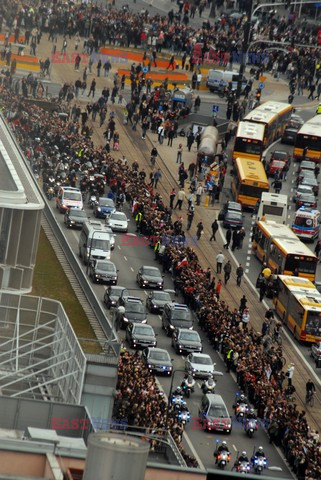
{"left": 0, "top": 451, "right": 47, "bottom": 477}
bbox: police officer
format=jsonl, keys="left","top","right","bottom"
{"left": 238, "top": 451, "right": 249, "bottom": 464}
{"left": 316, "top": 103, "right": 321, "bottom": 114}
{"left": 254, "top": 446, "right": 265, "bottom": 458}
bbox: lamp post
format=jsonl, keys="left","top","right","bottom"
{"left": 86, "top": 230, "right": 101, "bottom": 274}
{"left": 164, "top": 368, "right": 186, "bottom": 430}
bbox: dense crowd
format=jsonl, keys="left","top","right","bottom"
{"left": 1, "top": 70, "right": 320, "bottom": 476}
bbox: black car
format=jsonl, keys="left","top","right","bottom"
{"left": 295, "top": 193, "right": 317, "bottom": 209}
{"left": 89, "top": 260, "right": 118, "bottom": 284}
{"left": 64, "top": 208, "right": 88, "bottom": 228}
{"left": 137, "top": 265, "right": 164, "bottom": 289}
{"left": 162, "top": 303, "right": 193, "bottom": 336}
{"left": 146, "top": 289, "right": 175, "bottom": 313}
{"left": 141, "top": 347, "right": 173, "bottom": 375}
{"left": 104, "top": 286, "right": 129, "bottom": 309}
{"left": 172, "top": 328, "right": 202, "bottom": 355}
{"left": 281, "top": 127, "right": 297, "bottom": 145}
{"left": 222, "top": 210, "right": 243, "bottom": 229}
{"left": 126, "top": 323, "right": 157, "bottom": 349}
{"left": 116, "top": 296, "right": 147, "bottom": 329}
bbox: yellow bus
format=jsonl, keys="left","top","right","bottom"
{"left": 293, "top": 115, "right": 321, "bottom": 162}
{"left": 274, "top": 275, "right": 321, "bottom": 343}
{"left": 232, "top": 122, "right": 265, "bottom": 162}
{"left": 233, "top": 101, "right": 293, "bottom": 161}
{"left": 252, "top": 220, "right": 318, "bottom": 280}
{"left": 231, "top": 158, "right": 269, "bottom": 208}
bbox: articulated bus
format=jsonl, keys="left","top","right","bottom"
{"left": 256, "top": 192, "right": 288, "bottom": 224}
{"left": 294, "top": 115, "right": 321, "bottom": 162}
{"left": 274, "top": 275, "right": 321, "bottom": 343}
{"left": 231, "top": 158, "right": 269, "bottom": 208}
{"left": 232, "top": 101, "right": 293, "bottom": 161}
{"left": 252, "top": 220, "right": 318, "bottom": 280}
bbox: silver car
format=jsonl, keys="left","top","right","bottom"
{"left": 311, "top": 342, "right": 321, "bottom": 367}
{"left": 185, "top": 353, "right": 215, "bottom": 378}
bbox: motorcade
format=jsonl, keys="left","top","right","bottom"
{"left": 94, "top": 197, "right": 116, "bottom": 219}
{"left": 79, "top": 220, "right": 112, "bottom": 264}
{"left": 103, "top": 286, "right": 129, "bottom": 309}
{"left": 198, "top": 394, "right": 232, "bottom": 433}
{"left": 172, "top": 328, "right": 202, "bottom": 354}
{"left": 56, "top": 186, "right": 83, "bottom": 213}
{"left": 146, "top": 289, "right": 174, "bottom": 313}
{"left": 88, "top": 260, "right": 118, "bottom": 284}
{"left": 162, "top": 303, "right": 193, "bottom": 335}
{"left": 116, "top": 296, "right": 147, "bottom": 329}
{"left": 137, "top": 265, "right": 164, "bottom": 289}
{"left": 141, "top": 347, "right": 173, "bottom": 375}
{"left": 185, "top": 353, "right": 215, "bottom": 378}
{"left": 126, "top": 323, "right": 157, "bottom": 349}
{"left": 106, "top": 211, "right": 129, "bottom": 232}
{"left": 64, "top": 208, "right": 88, "bottom": 229}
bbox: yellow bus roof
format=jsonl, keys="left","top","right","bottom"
{"left": 297, "top": 122, "right": 321, "bottom": 137}
{"left": 273, "top": 236, "right": 317, "bottom": 258}
{"left": 244, "top": 101, "right": 292, "bottom": 125}
{"left": 292, "top": 291, "right": 321, "bottom": 310}
{"left": 278, "top": 275, "right": 316, "bottom": 289}
{"left": 256, "top": 220, "right": 297, "bottom": 239}
{"left": 236, "top": 122, "right": 265, "bottom": 141}
{"left": 235, "top": 158, "right": 269, "bottom": 185}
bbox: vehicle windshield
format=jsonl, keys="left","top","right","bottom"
{"left": 208, "top": 406, "right": 228, "bottom": 418}
{"left": 234, "top": 138, "right": 262, "bottom": 156}
{"left": 193, "top": 356, "right": 212, "bottom": 365}
{"left": 306, "top": 312, "right": 321, "bottom": 336}
{"left": 153, "top": 292, "right": 171, "bottom": 301}
{"left": 70, "top": 210, "right": 86, "bottom": 217}
{"left": 271, "top": 161, "right": 285, "bottom": 168}
{"left": 127, "top": 303, "right": 145, "bottom": 313}
{"left": 135, "top": 326, "right": 154, "bottom": 336}
{"left": 294, "top": 216, "right": 316, "bottom": 228}
{"left": 64, "top": 191, "right": 82, "bottom": 201}
{"left": 143, "top": 268, "right": 161, "bottom": 277}
{"left": 226, "top": 212, "right": 242, "bottom": 220}
{"left": 100, "top": 198, "right": 114, "bottom": 207}
{"left": 92, "top": 239, "right": 110, "bottom": 250}
{"left": 150, "top": 351, "right": 169, "bottom": 361}
{"left": 239, "top": 184, "right": 268, "bottom": 199}
{"left": 272, "top": 152, "right": 288, "bottom": 161}
{"left": 298, "top": 196, "right": 316, "bottom": 204}
{"left": 300, "top": 170, "right": 315, "bottom": 177}
{"left": 110, "top": 287, "right": 127, "bottom": 297}
{"left": 180, "top": 332, "right": 199, "bottom": 341}
{"left": 111, "top": 213, "right": 126, "bottom": 221}
{"left": 97, "top": 262, "right": 115, "bottom": 271}
{"left": 172, "top": 310, "right": 191, "bottom": 320}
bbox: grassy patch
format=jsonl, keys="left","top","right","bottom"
{"left": 32, "top": 228, "right": 98, "bottom": 348}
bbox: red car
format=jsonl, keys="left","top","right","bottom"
{"left": 267, "top": 160, "right": 286, "bottom": 177}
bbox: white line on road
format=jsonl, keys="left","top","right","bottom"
{"left": 158, "top": 315, "right": 162, "bottom": 320}
{"left": 291, "top": 188, "right": 293, "bottom": 192}
{"left": 123, "top": 256, "right": 127, "bottom": 261}
{"left": 246, "top": 262, "right": 250, "bottom": 267}
{"left": 232, "top": 444, "right": 237, "bottom": 451}
{"left": 289, "top": 205, "right": 291, "bottom": 210}
{"left": 288, "top": 214, "right": 291, "bottom": 218}
{"left": 245, "top": 269, "right": 249, "bottom": 273}
{"left": 117, "top": 245, "right": 121, "bottom": 250}
{"left": 197, "top": 383, "right": 201, "bottom": 388}
{"left": 247, "top": 250, "right": 251, "bottom": 255}
{"left": 130, "top": 267, "right": 134, "bottom": 272}
{"left": 291, "top": 179, "right": 294, "bottom": 183}
{"left": 144, "top": 290, "right": 148, "bottom": 296}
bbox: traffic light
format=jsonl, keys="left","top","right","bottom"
{"left": 256, "top": 88, "right": 262, "bottom": 101}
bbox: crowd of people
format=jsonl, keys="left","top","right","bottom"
{"left": 0, "top": 67, "right": 320, "bottom": 476}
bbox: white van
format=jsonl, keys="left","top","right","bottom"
{"left": 79, "top": 220, "right": 112, "bottom": 264}
{"left": 207, "top": 69, "right": 247, "bottom": 92}
{"left": 56, "top": 186, "right": 83, "bottom": 213}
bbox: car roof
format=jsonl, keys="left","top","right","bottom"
{"left": 177, "top": 328, "right": 200, "bottom": 335}
{"left": 270, "top": 160, "right": 286, "bottom": 166}
{"left": 96, "top": 260, "right": 115, "bottom": 266}
{"left": 142, "top": 265, "right": 160, "bottom": 270}
{"left": 204, "top": 393, "right": 226, "bottom": 406}
{"left": 148, "top": 347, "right": 168, "bottom": 353}
{"left": 125, "top": 296, "right": 143, "bottom": 303}
{"left": 227, "top": 201, "right": 241, "bottom": 210}
{"left": 272, "top": 150, "right": 289, "bottom": 155}
{"left": 190, "top": 352, "right": 211, "bottom": 359}
{"left": 133, "top": 323, "right": 153, "bottom": 330}
{"left": 168, "top": 303, "right": 189, "bottom": 310}
{"left": 111, "top": 211, "right": 126, "bottom": 216}
{"left": 110, "top": 286, "right": 126, "bottom": 291}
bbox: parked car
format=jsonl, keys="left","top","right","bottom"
{"left": 218, "top": 201, "right": 243, "bottom": 228}
{"left": 293, "top": 185, "right": 314, "bottom": 203}
{"left": 146, "top": 289, "right": 174, "bottom": 313}
{"left": 64, "top": 208, "right": 88, "bottom": 228}
{"left": 116, "top": 296, "right": 147, "bottom": 329}
{"left": 185, "top": 353, "right": 215, "bottom": 378}
{"left": 162, "top": 303, "right": 193, "bottom": 335}
{"left": 104, "top": 286, "right": 129, "bottom": 309}
{"left": 89, "top": 260, "right": 118, "bottom": 284}
{"left": 105, "top": 211, "right": 129, "bottom": 232}
{"left": 126, "top": 323, "right": 157, "bottom": 349}
{"left": 94, "top": 198, "right": 116, "bottom": 219}
{"left": 311, "top": 342, "right": 321, "bottom": 367}
{"left": 295, "top": 193, "right": 318, "bottom": 209}
{"left": 141, "top": 347, "right": 173, "bottom": 375}
{"left": 172, "top": 328, "right": 202, "bottom": 354}
{"left": 137, "top": 265, "right": 164, "bottom": 289}
{"left": 297, "top": 161, "right": 315, "bottom": 173}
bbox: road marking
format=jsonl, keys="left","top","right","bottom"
{"left": 123, "top": 256, "right": 127, "bottom": 261}
{"left": 289, "top": 205, "right": 291, "bottom": 210}
{"left": 247, "top": 250, "right": 251, "bottom": 254}
{"left": 246, "top": 262, "right": 250, "bottom": 267}
{"left": 246, "top": 256, "right": 251, "bottom": 260}
{"left": 130, "top": 267, "right": 134, "bottom": 272}
{"left": 197, "top": 382, "right": 201, "bottom": 388}
{"left": 126, "top": 233, "right": 137, "bottom": 236}
{"left": 144, "top": 290, "right": 148, "bottom": 295}
{"left": 182, "top": 356, "right": 185, "bottom": 360}
{"left": 245, "top": 269, "right": 249, "bottom": 273}
{"left": 232, "top": 444, "right": 237, "bottom": 451}
{"left": 291, "top": 188, "right": 293, "bottom": 192}
{"left": 291, "top": 179, "right": 294, "bottom": 183}
{"left": 288, "top": 214, "right": 291, "bottom": 219}
{"left": 158, "top": 315, "right": 162, "bottom": 320}
{"left": 117, "top": 245, "right": 121, "bottom": 250}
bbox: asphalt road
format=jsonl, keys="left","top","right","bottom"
{"left": 219, "top": 106, "right": 321, "bottom": 380}
{"left": 47, "top": 195, "right": 293, "bottom": 476}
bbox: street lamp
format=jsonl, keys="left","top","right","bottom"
{"left": 164, "top": 368, "right": 186, "bottom": 430}
{"left": 86, "top": 230, "right": 101, "bottom": 274}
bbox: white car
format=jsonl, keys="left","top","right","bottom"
{"left": 106, "top": 211, "right": 129, "bottom": 233}
{"left": 185, "top": 353, "right": 215, "bottom": 378}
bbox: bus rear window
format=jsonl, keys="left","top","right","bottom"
{"left": 306, "top": 312, "right": 321, "bottom": 336}
{"left": 234, "top": 138, "right": 262, "bottom": 155}
{"left": 296, "top": 134, "right": 321, "bottom": 151}
{"left": 262, "top": 205, "right": 284, "bottom": 217}
{"left": 285, "top": 255, "right": 317, "bottom": 274}
{"left": 239, "top": 184, "right": 268, "bottom": 198}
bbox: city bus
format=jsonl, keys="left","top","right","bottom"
{"left": 293, "top": 115, "right": 321, "bottom": 162}
{"left": 231, "top": 158, "right": 269, "bottom": 208}
{"left": 252, "top": 220, "right": 318, "bottom": 280}
{"left": 233, "top": 101, "right": 293, "bottom": 161}
{"left": 256, "top": 192, "right": 288, "bottom": 224}
{"left": 274, "top": 275, "right": 321, "bottom": 343}
{"left": 232, "top": 121, "right": 265, "bottom": 162}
